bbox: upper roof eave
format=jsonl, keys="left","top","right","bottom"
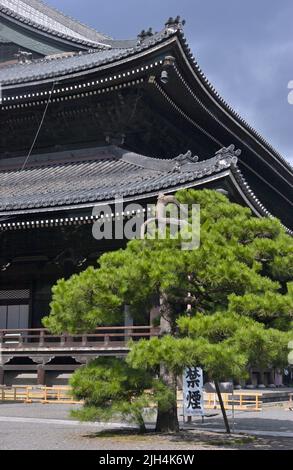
{"left": 1, "top": 21, "right": 292, "bottom": 181}
{"left": 0, "top": 0, "right": 111, "bottom": 49}
{"left": 173, "top": 30, "right": 293, "bottom": 177}
{"left": 22, "top": 0, "right": 112, "bottom": 41}
{"left": 0, "top": 9, "right": 108, "bottom": 49}
{"left": 0, "top": 29, "right": 178, "bottom": 88}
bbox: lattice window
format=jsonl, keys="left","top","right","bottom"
{"left": 0, "top": 289, "right": 30, "bottom": 300}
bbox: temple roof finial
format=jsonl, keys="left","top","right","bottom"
{"left": 216, "top": 145, "right": 242, "bottom": 159}
{"left": 137, "top": 27, "right": 154, "bottom": 42}
{"left": 15, "top": 50, "right": 33, "bottom": 64}
{"left": 165, "top": 16, "right": 186, "bottom": 31}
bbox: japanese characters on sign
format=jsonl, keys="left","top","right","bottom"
{"left": 183, "top": 366, "right": 204, "bottom": 417}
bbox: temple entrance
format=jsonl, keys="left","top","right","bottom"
{"left": 0, "top": 290, "right": 30, "bottom": 329}
{"left": 0, "top": 305, "right": 29, "bottom": 329}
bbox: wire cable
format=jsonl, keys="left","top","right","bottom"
{"left": 20, "top": 81, "right": 56, "bottom": 171}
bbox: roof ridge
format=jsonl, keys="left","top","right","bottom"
{"left": 0, "top": 28, "right": 175, "bottom": 85}
{"left": 0, "top": 145, "right": 237, "bottom": 214}
{"left": 0, "top": 145, "right": 233, "bottom": 173}
{"left": 0, "top": 0, "right": 111, "bottom": 47}
{"left": 0, "top": 48, "right": 92, "bottom": 72}
{"left": 21, "top": 0, "right": 112, "bottom": 42}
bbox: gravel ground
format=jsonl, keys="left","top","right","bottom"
{"left": 0, "top": 402, "right": 81, "bottom": 420}
{"left": 0, "top": 423, "right": 226, "bottom": 451}
{"left": 0, "top": 403, "right": 292, "bottom": 450}
{"left": 193, "top": 405, "right": 293, "bottom": 434}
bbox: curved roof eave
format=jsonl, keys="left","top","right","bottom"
{"left": 1, "top": 25, "right": 292, "bottom": 181}
{"left": 228, "top": 166, "right": 293, "bottom": 236}
{"left": 0, "top": 30, "right": 177, "bottom": 88}
{"left": 21, "top": 0, "right": 112, "bottom": 42}
{"left": 0, "top": 6, "right": 110, "bottom": 49}
{"left": 0, "top": 144, "right": 240, "bottom": 216}
{"left": 173, "top": 31, "right": 293, "bottom": 177}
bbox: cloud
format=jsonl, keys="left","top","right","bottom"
{"left": 48, "top": 1, "right": 293, "bottom": 165}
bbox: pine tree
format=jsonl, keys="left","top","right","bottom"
{"left": 43, "top": 190, "right": 293, "bottom": 433}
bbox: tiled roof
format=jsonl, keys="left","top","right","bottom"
{"left": 0, "top": 48, "right": 133, "bottom": 84}
{"left": 0, "top": 28, "right": 171, "bottom": 85}
{"left": 0, "top": 0, "right": 110, "bottom": 47}
{"left": 0, "top": 145, "right": 238, "bottom": 213}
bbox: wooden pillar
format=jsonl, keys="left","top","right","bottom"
{"left": 274, "top": 369, "right": 283, "bottom": 387}
{"left": 258, "top": 370, "right": 266, "bottom": 388}
{"left": 268, "top": 370, "right": 275, "bottom": 387}
{"left": 245, "top": 369, "right": 254, "bottom": 389}
{"left": 124, "top": 305, "right": 133, "bottom": 342}
{"left": 37, "top": 365, "right": 45, "bottom": 386}
{"left": 0, "top": 366, "right": 4, "bottom": 386}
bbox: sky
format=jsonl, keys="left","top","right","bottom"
{"left": 48, "top": 0, "right": 293, "bottom": 165}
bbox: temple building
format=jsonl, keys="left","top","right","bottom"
{"left": 0, "top": 1, "right": 292, "bottom": 386}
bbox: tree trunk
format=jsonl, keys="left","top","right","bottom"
{"left": 156, "top": 367, "right": 179, "bottom": 433}
{"left": 215, "top": 381, "right": 230, "bottom": 434}
{"left": 156, "top": 297, "right": 179, "bottom": 433}
{"left": 156, "top": 402, "right": 179, "bottom": 433}
{"left": 137, "top": 414, "right": 147, "bottom": 434}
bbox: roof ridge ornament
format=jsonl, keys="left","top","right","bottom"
{"left": 137, "top": 27, "right": 154, "bottom": 43}
{"left": 165, "top": 16, "right": 186, "bottom": 33}
{"left": 172, "top": 150, "right": 199, "bottom": 172}
{"left": 215, "top": 145, "right": 242, "bottom": 169}
{"left": 15, "top": 50, "right": 33, "bottom": 64}
{"left": 174, "top": 150, "right": 199, "bottom": 164}
{"left": 216, "top": 144, "right": 241, "bottom": 159}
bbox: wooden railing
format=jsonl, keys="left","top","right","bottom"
{"left": 0, "top": 386, "right": 78, "bottom": 404}
{"left": 177, "top": 391, "right": 263, "bottom": 412}
{"left": 204, "top": 392, "right": 262, "bottom": 411}
{"left": 0, "top": 386, "right": 263, "bottom": 410}
{"left": 0, "top": 326, "right": 160, "bottom": 350}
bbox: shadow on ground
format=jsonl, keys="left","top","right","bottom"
{"left": 81, "top": 428, "right": 293, "bottom": 450}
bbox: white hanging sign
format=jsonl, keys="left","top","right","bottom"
{"left": 183, "top": 366, "right": 204, "bottom": 417}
